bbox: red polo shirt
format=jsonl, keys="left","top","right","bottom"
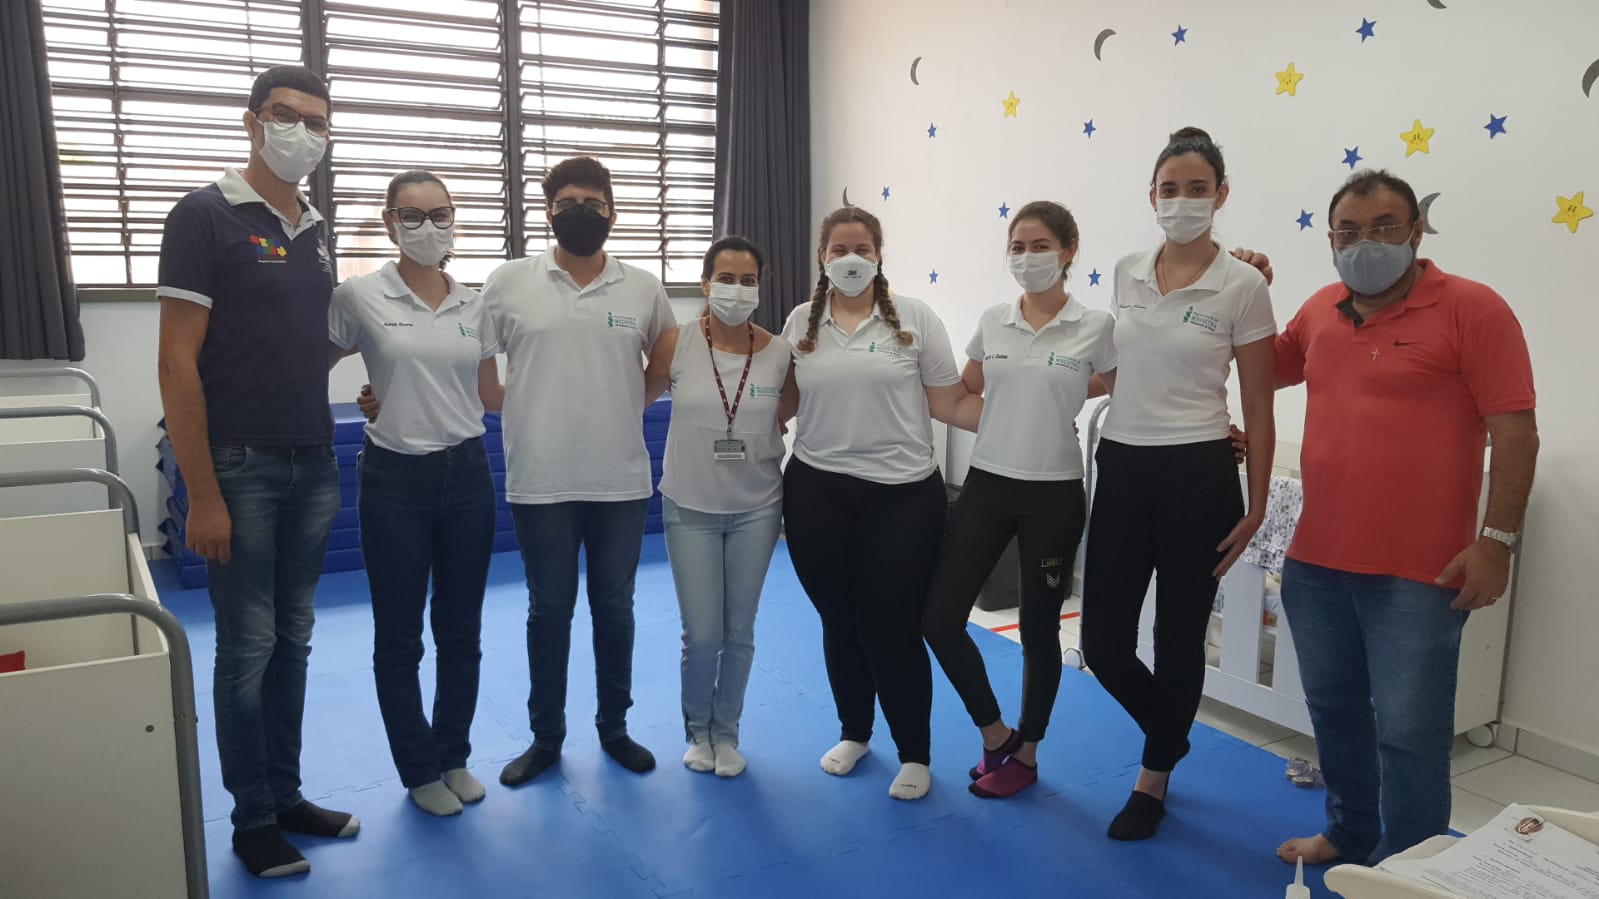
{"left": 1276, "top": 259, "right": 1536, "bottom": 586}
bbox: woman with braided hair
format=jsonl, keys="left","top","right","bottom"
{"left": 777, "top": 206, "right": 983, "bottom": 801}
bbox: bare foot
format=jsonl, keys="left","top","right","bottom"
{"left": 1277, "top": 834, "right": 1341, "bottom": 866}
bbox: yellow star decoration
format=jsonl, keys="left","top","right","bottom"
{"left": 1401, "top": 119, "right": 1435, "bottom": 157}
{"left": 1552, "top": 192, "right": 1594, "bottom": 234}
{"left": 1275, "top": 63, "right": 1303, "bottom": 97}
{"left": 1002, "top": 90, "right": 1020, "bottom": 118}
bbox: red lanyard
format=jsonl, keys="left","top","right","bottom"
{"left": 704, "top": 317, "right": 755, "bottom": 438}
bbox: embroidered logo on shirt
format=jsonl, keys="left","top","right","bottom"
{"left": 1394, "top": 339, "right": 1419, "bottom": 347}
{"left": 317, "top": 237, "right": 333, "bottom": 275}
{"left": 1182, "top": 306, "right": 1221, "bottom": 332}
{"left": 1046, "top": 352, "right": 1083, "bottom": 371}
{"left": 459, "top": 324, "right": 481, "bottom": 339}
{"left": 867, "top": 340, "right": 906, "bottom": 358}
{"left": 748, "top": 385, "right": 781, "bottom": 398}
{"left": 607, "top": 312, "right": 639, "bottom": 329}
{"left": 251, "top": 235, "right": 287, "bottom": 259}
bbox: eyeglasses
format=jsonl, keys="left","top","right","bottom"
{"left": 1329, "top": 220, "right": 1415, "bottom": 249}
{"left": 258, "top": 104, "right": 331, "bottom": 137}
{"left": 552, "top": 197, "right": 610, "bottom": 215}
{"left": 387, "top": 206, "right": 455, "bottom": 230}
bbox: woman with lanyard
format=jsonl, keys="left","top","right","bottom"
{"left": 779, "top": 207, "right": 983, "bottom": 801}
{"left": 644, "top": 237, "right": 791, "bottom": 779}
{"left": 329, "top": 170, "right": 503, "bottom": 817}
{"left": 1079, "top": 127, "right": 1277, "bottom": 841}
{"left": 922, "top": 201, "right": 1116, "bottom": 799}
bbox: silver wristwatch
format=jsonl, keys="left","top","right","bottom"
{"left": 1481, "top": 526, "right": 1520, "bottom": 550}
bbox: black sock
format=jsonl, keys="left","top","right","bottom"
{"left": 500, "top": 745, "right": 561, "bottom": 787}
{"left": 232, "top": 825, "right": 309, "bottom": 878}
{"left": 602, "top": 735, "right": 656, "bottom": 773}
{"left": 1107, "top": 790, "right": 1166, "bottom": 841}
{"left": 277, "top": 800, "right": 360, "bottom": 839}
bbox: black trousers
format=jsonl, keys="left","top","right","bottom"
{"left": 1080, "top": 438, "right": 1243, "bottom": 772}
{"left": 782, "top": 457, "right": 946, "bottom": 765}
{"left": 923, "top": 467, "right": 1085, "bottom": 743}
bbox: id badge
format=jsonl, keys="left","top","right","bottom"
{"left": 713, "top": 438, "right": 747, "bottom": 461}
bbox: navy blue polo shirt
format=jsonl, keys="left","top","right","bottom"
{"left": 157, "top": 169, "right": 334, "bottom": 446}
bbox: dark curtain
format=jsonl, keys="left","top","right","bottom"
{"left": 0, "top": 0, "right": 84, "bottom": 361}
{"left": 713, "top": 0, "right": 810, "bottom": 334}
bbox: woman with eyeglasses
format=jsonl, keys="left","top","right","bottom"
{"left": 328, "top": 170, "right": 505, "bottom": 817}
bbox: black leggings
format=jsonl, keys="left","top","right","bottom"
{"left": 1080, "top": 438, "right": 1243, "bottom": 773}
{"left": 782, "top": 458, "right": 946, "bottom": 765}
{"left": 923, "top": 467, "right": 1086, "bottom": 743}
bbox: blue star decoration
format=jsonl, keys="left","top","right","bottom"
{"left": 929, "top": 270, "right": 939, "bottom": 284}
{"left": 1356, "top": 18, "right": 1377, "bottom": 42}
{"left": 1172, "top": 25, "right": 1187, "bottom": 45}
{"left": 1297, "top": 210, "right": 1314, "bottom": 231}
{"left": 1088, "top": 269, "right": 1102, "bottom": 287}
{"left": 998, "top": 202, "right": 1010, "bottom": 219}
{"left": 1342, "top": 147, "right": 1363, "bottom": 169}
{"left": 1485, "top": 114, "right": 1508, "bottom": 139}
{"left": 882, "top": 186, "right": 890, "bottom": 200}
{"left": 927, "top": 122, "right": 937, "bottom": 138}
{"left": 1083, "top": 119, "right": 1096, "bottom": 138}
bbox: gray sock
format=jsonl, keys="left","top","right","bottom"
{"left": 409, "top": 780, "right": 464, "bottom": 816}
{"left": 443, "top": 768, "right": 486, "bottom": 804}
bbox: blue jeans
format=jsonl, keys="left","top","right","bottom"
{"left": 662, "top": 497, "right": 784, "bottom": 748}
{"left": 511, "top": 499, "right": 648, "bottom": 750}
{"left": 1280, "top": 558, "right": 1469, "bottom": 865}
{"left": 206, "top": 444, "right": 340, "bottom": 829}
{"left": 358, "top": 437, "right": 495, "bottom": 788}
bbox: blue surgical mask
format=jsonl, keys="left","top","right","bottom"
{"left": 1332, "top": 239, "right": 1415, "bottom": 296}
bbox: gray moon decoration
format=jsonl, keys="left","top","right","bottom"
{"left": 1419, "top": 193, "right": 1441, "bottom": 234}
{"left": 1583, "top": 58, "right": 1599, "bottom": 97}
{"left": 842, "top": 187, "right": 853, "bottom": 208}
{"left": 910, "top": 56, "right": 922, "bottom": 85}
{"left": 1093, "top": 29, "right": 1116, "bottom": 61}
{"left": 1426, "top": 0, "right": 1446, "bottom": 8}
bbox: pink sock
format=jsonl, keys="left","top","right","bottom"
{"left": 969, "top": 757, "right": 1038, "bottom": 799}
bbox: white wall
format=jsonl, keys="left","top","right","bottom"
{"left": 810, "top": 0, "right": 1599, "bottom": 753}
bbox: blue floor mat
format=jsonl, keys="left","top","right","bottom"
{"left": 155, "top": 536, "right": 1338, "bottom": 898}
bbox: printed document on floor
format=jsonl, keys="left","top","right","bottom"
{"left": 1381, "top": 803, "right": 1599, "bottom": 899}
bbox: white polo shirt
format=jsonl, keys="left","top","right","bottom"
{"left": 965, "top": 295, "right": 1117, "bottom": 480}
{"left": 781, "top": 294, "right": 961, "bottom": 485}
{"left": 1102, "top": 243, "right": 1277, "bottom": 446}
{"left": 484, "top": 251, "right": 675, "bottom": 504}
{"left": 329, "top": 262, "right": 497, "bottom": 454}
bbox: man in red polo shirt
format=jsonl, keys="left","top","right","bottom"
{"left": 1269, "top": 170, "right": 1539, "bottom": 868}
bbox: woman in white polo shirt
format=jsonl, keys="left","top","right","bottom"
{"left": 779, "top": 206, "right": 982, "bottom": 801}
{"left": 328, "top": 170, "right": 504, "bottom": 817}
{"left": 1080, "top": 127, "right": 1277, "bottom": 842}
{"left": 922, "top": 201, "right": 1116, "bottom": 800}
{"left": 643, "top": 236, "right": 790, "bottom": 780}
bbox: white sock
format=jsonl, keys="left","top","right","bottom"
{"left": 820, "top": 740, "right": 871, "bottom": 776}
{"left": 409, "top": 780, "right": 464, "bottom": 816}
{"left": 713, "top": 744, "right": 747, "bottom": 778}
{"left": 443, "top": 768, "right": 485, "bottom": 804}
{"left": 889, "top": 763, "right": 932, "bottom": 800}
{"left": 684, "top": 741, "right": 716, "bottom": 773}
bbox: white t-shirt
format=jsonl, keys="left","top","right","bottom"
{"left": 328, "top": 262, "right": 498, "bottom": 454}
{"left": 965, "top": 295, "right": 1117, "bottom": 480}
{"left": 484, "top": 251, "right": 675, "bottom": 503}
{"left": 657, "top": 322, "right": 791, "bottom": 514}
{"left": 781, "top": 293, "right": 962, "bottom": 485}
{"left": 1102, "top": 244, "right": 1277, "bottom": 446}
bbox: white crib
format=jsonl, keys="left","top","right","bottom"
{"left": 0, "top": 469, "right": 207, "bottom": 898}
{"left": 1070, "top": 398, "right": 1513, "bottom": 746}
{"left": 0, "top": 367, "right": 118, "bottom": 518}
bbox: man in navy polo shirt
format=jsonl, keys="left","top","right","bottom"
{"left": 157, "top": 65, "right": 357, "bottom": 879}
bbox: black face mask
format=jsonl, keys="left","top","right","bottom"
{"left": 551, "top": 205, "right": 612, "bottom": 257}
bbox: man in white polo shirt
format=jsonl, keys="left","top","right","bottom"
{"left": 489, "top": 156, "right": 674, "bottom": 785}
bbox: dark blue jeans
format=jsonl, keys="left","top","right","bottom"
{"left": 358, "top": 437, "right": 496, "bottom": 788}
{"left": 511, "top": 499, "right": 648, "bottom": 750}
{"left": 206, "top": 444, "right": 340, "bottom": 830}
{"left": 1280, "top": 558, "right": 1468, "bottom": 865}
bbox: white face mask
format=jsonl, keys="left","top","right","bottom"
{"left": 394, "top": 222, "right": 454, "bottom": 268}
{"left": 1008, "top": 251, "right": 1065, "bottom": 293}
{"left": 707, "top": 282, "right": 760, "bottom": 326}
{"left": 255, "top": 119, "right": 327, "bottom": 184}
{"left": 1155, "top": 197, "right": 1218, "bottom": 245}
{"left": 825, "top": 253, "right": 878, "bottom": 297}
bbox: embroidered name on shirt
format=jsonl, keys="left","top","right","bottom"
{"left": 983, "top": 352, "right": 1010, "bottom": 361}
{"left": 382, "top": 321, "right": 415, "bottom": 328}
{"left": 1182, "top": 306, "right": 1221, "bottom": 332}
{"left": 1046, "top": 352, "right": 1083, "bottom": 371}
{"left": 606, "top": 312, "right": 639, "bottom": 329}
{"left": 747, "top": 385, "right": 780, "bottom": 398}
{"left": 867, "top": 340, "right": 906, "bottom": 358}
{"left": 251, "top": 235, "right": 287, "bottom": 260}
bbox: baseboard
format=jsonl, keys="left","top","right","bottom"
{"left": 1510, "top": 728, "right": 1599, "bottom": 786}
